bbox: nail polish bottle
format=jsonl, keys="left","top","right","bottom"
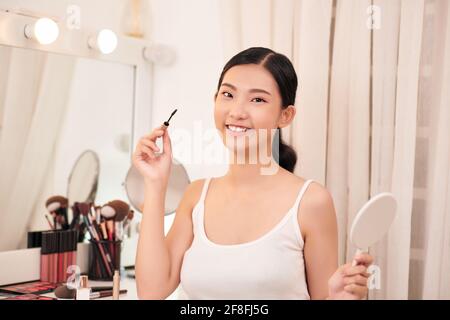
{"left": 76, "top": 275, "right": 91, "bottom": 300}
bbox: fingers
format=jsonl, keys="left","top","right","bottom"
{"left": 344, "top": 274, "right": 368, "bottom": 287}
{"left": 332, "top": 255, "right": 374, "bottom": 300}
{"left": 341, "top": 264, "right": 367, "bottom": 277}
{"left": 353, "top": 252, "right": 374, "bottom": 267}
{"left": 344, "top": 283, "right": 368, "bottom": 299}
{"left": 139, "top": 145, "right": 155, "bottom": 160}
{"left": 133, "top": 126, "right": 173, "bottom": 163}
{"left": 144, "top": 127, "right": 169, "bottom": 152}
{"left": 343, "top": 266, "right": 371, "bottom": 300}
{"left": 141, "top": 138, "right": 160, "bottom": 153}
{"left": 162, "top": 129, "right": 172, "bottom": 156}
{"left": 143, "top": 128, "right": 165, "bottom": 142}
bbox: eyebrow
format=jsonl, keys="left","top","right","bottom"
{"left": 221, "top": 82, "right": 272, "bottom": 96}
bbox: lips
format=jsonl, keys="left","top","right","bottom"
{"left": 226, "top": 124, "right": 249, "bottom": 132}
{"left": 225, "top": 124, "right": 255, "bottom": 138}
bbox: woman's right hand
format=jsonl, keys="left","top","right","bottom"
{"left": 132, "top": 126, "right": 172, "bottom": 190}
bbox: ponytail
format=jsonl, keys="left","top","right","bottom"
{"left": 272, "top": 128, "right": 297, "bottom": 173}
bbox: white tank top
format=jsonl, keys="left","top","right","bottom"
{"left": 179, "top": 178, "right": 314, "bottom": 300}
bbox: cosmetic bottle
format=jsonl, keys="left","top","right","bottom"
{"left": 76, "top": 276, "right": 91, "bottom": 300}
{"left": 112, "top": 270, "right": 120, "bottom": 300}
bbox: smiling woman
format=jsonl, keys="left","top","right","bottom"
{"left": 214, "top": 48, "right": 298, "bottom": 173}
{"left": 134, "top": 47, "right": 373, "bottom": 300}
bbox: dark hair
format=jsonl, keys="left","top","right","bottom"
{"left": 215, "top": 47, "right": 298, "bottom": 173}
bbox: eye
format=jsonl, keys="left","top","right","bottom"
{"left": 251, "top": 97, "right": 266, "bottom": 103}
{"left": 222, "top": 91, "right": 233, "bottom": 98}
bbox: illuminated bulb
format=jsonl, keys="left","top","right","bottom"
{"left": 88, "top": 29, "right": 118, "bottom": 54}
{"left": 24, "top": 18, "right": 59, "bottom": 45}
{"left": 143, "top": 44, "right": 176, "bottom": 66}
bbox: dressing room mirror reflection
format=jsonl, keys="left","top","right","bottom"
{"left": 0, "top": 44, "right": 135, "bottom": 251}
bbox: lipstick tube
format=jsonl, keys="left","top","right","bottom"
{"left": 40, "top": 231, "right": 59, "bottom": 283}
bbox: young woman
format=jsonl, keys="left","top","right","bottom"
{"left": 134, "top": 47, "right": 373, "bottom": 300}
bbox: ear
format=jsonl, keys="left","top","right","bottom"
{"left": 278, "top": 105, "right": 296, "bottom": 129}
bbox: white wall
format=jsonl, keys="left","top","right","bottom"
{"left": 148, "top": 0, "right": 227, "bottom": 180}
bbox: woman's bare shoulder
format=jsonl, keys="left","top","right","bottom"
{"left": 181, "top": 178, "right": 210, "bottom": 209}
{"left": 282, "top": 170, "right": 333, "bottom": 207}
{"left": 296, "top": 178, "right": 337, "bottom": 237}
{"left": 280, "top": 171, "right": 337, "bottom": 234}
{"left": 303, "top": 180, "right": 334, "bottom": 208}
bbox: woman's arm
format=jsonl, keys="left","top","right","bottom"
{"left": 132, "top": 127, "right": 204, "bottom": 299}
{"left": 299, "top": 182, "right": 339, "bottom": 299}
{"left": 299, "top": 182, "right": 372, "bottom": 300}
{"left": 135, "top": 178, "right": 204, "bottom": 300}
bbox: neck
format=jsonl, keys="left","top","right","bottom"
{"left": 225, "top": 151, "right": 282, "bottom": 187}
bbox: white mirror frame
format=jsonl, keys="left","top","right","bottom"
{"left": 0, "top": 10, "right": 154, "bottom": 285}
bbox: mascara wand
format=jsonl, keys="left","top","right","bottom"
{"left": 161, "top": 108, "right": 178, "bottom": 129}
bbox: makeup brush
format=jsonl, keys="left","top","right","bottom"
{"left": 95, "top": 205, "right": 102, "bottom": 222}
{"left": 160, "top": 108, "right": 177, "bottom": 129}
{"left": 69, "top": 203, "right": 80, "bottom": 229}
{"left": 127, "top": 210, "right": 134, "bottom": 221}
{"left": 54, "top": 285, "right": 126, "bottom": 299}
{"left": 45, "top": 214, "right": 55, "bottom": 230}
{"left": 123, "top": 210, "right": 134, "bottom": 228}
{"left": 78, "top": 222, "right": 87, "bottom": 242}
{"left": 88, "top": 203, "right": 103, "bottom": 236}
{"left": 45, "top": 196, "right": 68, "bottom": 212}
{"left": 122, "top": 210, "right": 135, "bottom": 238}
{"left": 86, "top": 204, "right": 117, "bottom": 275}
{"left": 45, "top": 196, "right": 69, "bottom": 229}
{"left": 100, "top": 200, "right": 130, "bottom": 222}
{"left": 78, "top": 202, "right": 114, "bottom": 277}
{"left": 100, "top": 200, "right": 130, "bottom": 240}
{"left": 100, "top": 218, "right": 108, "bottom": 240}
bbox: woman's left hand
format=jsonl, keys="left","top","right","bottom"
{"left": 327, "top": 252, "right": 374, "bottom": 300}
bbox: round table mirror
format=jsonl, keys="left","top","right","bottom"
{"left": 123, "top": 158, "right": 190, "bottom": 216}
{"left": 67, "top": 150, "right": 100, "bottom": 212}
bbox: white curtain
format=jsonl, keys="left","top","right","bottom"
{"left": 218, "top": 0, "right": 450, "bottom": 299}
{"left": 0, "top": 48, "right": 75, "bottom": 250}
{"left": 410, "top": 0, "right": 450, "bottom": 299}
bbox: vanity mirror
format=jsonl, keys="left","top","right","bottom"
{"left": 0, "top": 44, "right": 134, "bottom": 251}
{"left": 0, "top": 9, "right": 153, "bottom": 262}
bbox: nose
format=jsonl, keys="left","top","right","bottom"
{"left": 228, "top": 101, "right": 248, "bottom": 121}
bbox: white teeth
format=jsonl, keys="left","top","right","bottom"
{"left": 227, "top": 125, "right": 248, "bottom": 132}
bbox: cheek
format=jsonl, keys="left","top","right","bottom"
{"left": 213, "top": 101, "right": 225, "bottom": 128}
{"left": 252, "top": 106, "right": 280, "bottom": 129}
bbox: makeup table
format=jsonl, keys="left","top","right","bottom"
{"left": 41, "top": 276, "right": 180, "bottom": 300}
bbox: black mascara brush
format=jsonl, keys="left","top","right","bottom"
{"left": 160, "top": 108, "right": 177, "bottom": 129}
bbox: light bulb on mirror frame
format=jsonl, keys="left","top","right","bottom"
{"left": 143, "top": 44, "right": 176, "bottom": 66}
{"left": 88, "top": 29, "right": 118, "bottom": 54}
{"left": 24, "top": 17, "right": 60, "bottom": 45}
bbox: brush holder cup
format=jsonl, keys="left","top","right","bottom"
{"left": 88, "top": 240, "right": 122, "bottom": 281}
